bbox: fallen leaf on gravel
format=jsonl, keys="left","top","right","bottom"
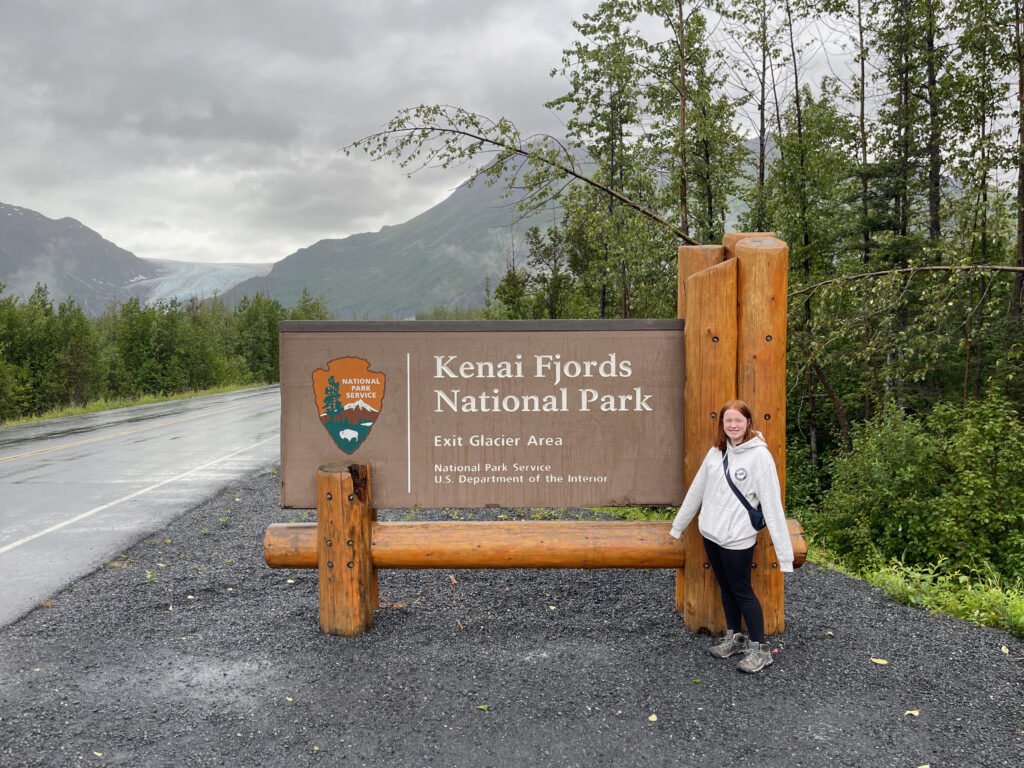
{"left": 477, "top": 705, "right": 489, "bottom": 711}
{"left": 691, "top": 679, "right": 701, "bottom": 684}
{"left": 825, "top": 630, "right": 834, "bottom": 636}
{"left": 1002, "top": 646, "right": 1010, "bottom": 654}
{"left": 917, "top": 764, "right": 930, "bottom": 768}
{"left": 449, "top": 574, "right": 458, "bottom": 585}
{"left": 904, "top": 710, "right": 920, "bottom": 716}
{"left": 648, "top": 714, "right": 658, "bottom": 722}
{"left": 93, "top": 752, "right": 102, "bottom": 757}
{"left": 456, "top": 620, "right": 464, "bottom": 630}
{"left": 870, "top": 658, "right": 888, "bottom": 665}
{"left": 168, "top": 605, "right": 173, "bottom": 611}
{"left": 549, "top": 605, "right": 557, "bottom": 610}
{"left": 286, "top": 697, "right": 293, "bottom": 702}
{"left": 32, "top": 668, "right": 40, "bottom": 672}
{"left": 187, "top": 595, "right": 195, "bottom": 600}
{"left": 286, "top": 579, "right": 295, "bottom": 584}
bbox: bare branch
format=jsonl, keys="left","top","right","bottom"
{"left": 789, "top": 264, "right": 1024, "bottom": 298}
{"left": 343, "top": 106, "right": 699, "bottom": 245}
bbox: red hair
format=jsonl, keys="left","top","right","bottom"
{"left": 714, "top": 399, "right": 755, "bottom": 452}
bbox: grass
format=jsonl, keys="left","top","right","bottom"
{"left": 598, "top": 505, "right": 675, "bottom": 521}
{"left": 0, "top": 382, "right": 274, "bottom": 428}
{"left": 794, "top": 543, "right": 1024, "bottom": 640}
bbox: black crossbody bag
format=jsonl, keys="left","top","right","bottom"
{"left": 723, "top": 453, "right": 766, "bottom": 531}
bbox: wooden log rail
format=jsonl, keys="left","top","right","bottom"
{"left": 264, "top": 461, "right": 806, "bottom": 636}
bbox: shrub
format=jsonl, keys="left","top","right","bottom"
{"left": 812, "top": 391, "right": 1024, "bottom": 580}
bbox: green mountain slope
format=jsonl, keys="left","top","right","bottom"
{"left": 225, "top": 176, "right": 548, "bottom": 319}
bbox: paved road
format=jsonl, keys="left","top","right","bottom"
{"left": 0, "top": 385, "right": 280, "bottom": 627}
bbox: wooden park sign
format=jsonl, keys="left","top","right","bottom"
{"left": 266, "top": 234, "right": 805, "bottom": 637}
{"left": 279, "top": 319, "right": 685, "bottom": 509}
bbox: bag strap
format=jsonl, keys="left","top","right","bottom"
{"left": 723, "top": 453, "right": 763, "bottom": 527}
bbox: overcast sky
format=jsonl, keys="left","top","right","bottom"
{"left": 0, "top": 1, "right": 600, "bottom": 264}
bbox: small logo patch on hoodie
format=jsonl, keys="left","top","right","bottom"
{"left": 734, "top": 468, "right": 749, "bottom": 481}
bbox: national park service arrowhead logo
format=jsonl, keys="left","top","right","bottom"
{"left": 312, "top": 357, "right": 386, "bottom": 454}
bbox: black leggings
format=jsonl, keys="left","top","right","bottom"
{"left": 703, "top": 537, "right": 764, "bottom": 643}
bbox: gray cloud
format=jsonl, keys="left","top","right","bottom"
{"left": 0, "top": 0, "right": 591, "bottom": 263}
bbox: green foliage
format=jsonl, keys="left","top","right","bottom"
{"left": 0, "top": 283, "right": 332, "bottom": 423}
{"left": 234, "top": 293, "right": 286, "bottom": 384}
{"left": 289, "top": 288, "right": 331, "bottom": 321}
{"left": 864, "top": 557, "right": 1024, "bottom": 639}
{"left": 414, "top": 305, "right": 487, "bottom": 321}
{"left": 811, "top": 392, "right": 1024, "bottom": 579}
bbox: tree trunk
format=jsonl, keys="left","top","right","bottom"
{"left": 926, "top": 0, "right": 941, "bottom": 243}
{"left": 858, "top": 0, "right": 871, "bottom": 262}
{"left": 1017, "top": 0, "right": 1024, "bottom": 318}
{"left": 809, "top": 356, "right": 853, "bottom": 453}
{"left": 677, "top": 0, "right": 689, "bottom": 237}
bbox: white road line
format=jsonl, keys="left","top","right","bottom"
{"left": 0, "top": 435, "right": 278, "bottom": 556}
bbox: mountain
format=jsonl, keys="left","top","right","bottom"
{"left": 0, "top": 202, "right": 270, "bottom": 313}
{"left": 223, "top": 175, "right": 548, "bottom": 319}
{"left": 0, "top": 202, "right": 161, "bottom": 314}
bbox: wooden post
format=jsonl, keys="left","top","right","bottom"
{"left": 735, "top": 236, "right": 789, "bottom": 634}
{"left": 679, "top": 259, "right": 737, "bottom": 633}
{"left": 723, "top": 231, "right": 776, "bottom": 261}
{"left": 677, "top": 244, "right": 724, "bottom": 319}
{"left": 317, "top": 461, "right": 377, "bottom": 636}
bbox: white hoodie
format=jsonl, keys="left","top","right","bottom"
{"left": 669, "top": 433, "right": 794, "bottom": 572}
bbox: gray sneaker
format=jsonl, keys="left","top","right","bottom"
{"left": 708, "top": 630, "right": 748, "bottom": 659}
{"left": 737, "top": 641, "right": 774, "bottom": 673}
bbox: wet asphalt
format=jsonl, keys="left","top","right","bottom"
{"left": 0, "top": 386, "right": 280, "bottom": 626}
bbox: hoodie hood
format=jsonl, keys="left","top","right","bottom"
{"left": 728, "top": 431, "right": 768, "bottom": 455}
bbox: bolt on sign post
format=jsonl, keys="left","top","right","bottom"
{"left": 270, "top": 233, "right": 800, "bottom": 637}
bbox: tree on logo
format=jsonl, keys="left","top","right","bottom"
{"left": 323, "top": 376, "right": 342, "bottom": 421}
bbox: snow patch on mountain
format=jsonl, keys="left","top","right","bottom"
{"left": 343, "top": 399, "right": 379, "bottom": 413}
{"left": 135, "top": 259, "right": 274, "bottom": 304}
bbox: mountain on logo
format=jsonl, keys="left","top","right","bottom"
{"left": 344, "top": 399, "right": 379, "bottom": 413}
{"left": 312, "top": 358, "right": 387, "bottom": 454}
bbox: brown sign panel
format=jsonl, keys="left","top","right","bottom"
{"left": 280, "top": 320, "right": 685, "bottom": 509}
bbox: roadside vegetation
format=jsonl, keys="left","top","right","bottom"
{"left": 0, "top": 384, "right": 256, "bottom": 427}
{"left": 0, "top": 285, "right": 329, "bottom": 425}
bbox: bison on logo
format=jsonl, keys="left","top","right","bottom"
{"left": 312, "top": 357, "right": 386, "bottom": 454}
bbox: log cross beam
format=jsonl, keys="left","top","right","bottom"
{"left": 264, "top": 461, "right": 806, "bottom": 637}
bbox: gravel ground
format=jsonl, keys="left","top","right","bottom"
{"left": 1, "top": 466, "right": 1021, "bottom": 768}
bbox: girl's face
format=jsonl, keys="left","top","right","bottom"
{"left": 722, "top": 408, "right": 751, "bottom": 445}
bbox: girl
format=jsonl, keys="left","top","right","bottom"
{"left": 669, "top": 399, "right": 793, "bottom": 673}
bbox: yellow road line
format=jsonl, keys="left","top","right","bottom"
{"left": 0, "top": 397, "right": 278, "bottom": 464}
